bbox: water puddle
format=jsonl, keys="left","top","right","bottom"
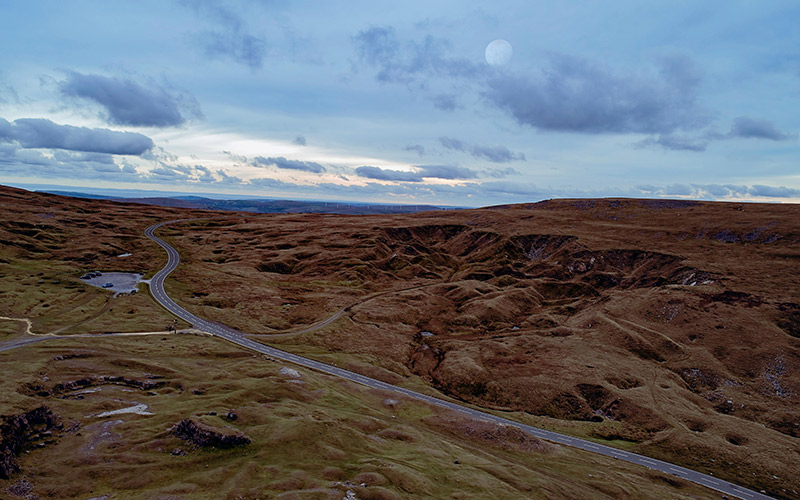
{"left": 92, "top": 402, "right": 153, "bottom": 418}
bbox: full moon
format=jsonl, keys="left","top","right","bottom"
{"left": 485, "top": 39, "right": 512, "bottom": 66}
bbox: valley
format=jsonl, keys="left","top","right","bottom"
{"left": 1, "top": 185, "right": 798, "bottom": 499}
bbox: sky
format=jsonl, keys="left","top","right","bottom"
{"left": 1, "top": 1, "right": 799, "bottom": 206}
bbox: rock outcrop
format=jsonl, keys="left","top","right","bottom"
{"left": 0, "top": 406, "right": 61, "bottom": 478}
{"left": 171, "top": 419, "right": 250, "bottom": 448}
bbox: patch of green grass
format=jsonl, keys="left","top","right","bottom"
{"left": 0, "top": 257, "right": 186, "bottom": 336}
{"left": 0, "top": 335, "right": 720, "bottom": 499}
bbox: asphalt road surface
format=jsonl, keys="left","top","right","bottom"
{"left": 145, "top": 220, "right": 774, "bottom": 500}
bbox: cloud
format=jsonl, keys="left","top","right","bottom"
{"left": 439, "top": 136, "right": 525, "bottom": 162}
{"left": 417, "top": 164, "right": 477, "bottom": 180}
{"left": 483, "top": 167, "right": 520, "bottom": 178}
{"left": 181, "top": 0, "right": 267, "bottom": 69}
{"left": 354, "top": 26, "right": 481, "bottom": 85}
{"left": 192, "top": 164, "right": 215, "bottom": 182}
{"left": 635, "top": 134, "right": 708, "bottom": 152}
{"left": 354, "top": 29, "right": 711, "bottom": 140}
{"left": 748, "top": 184, "right": 800, "bottom": 197}
{"left": 637, "top": 183, "right": 800, "bottom": 199}
{"left": 438, "top": 136, "right": 466, "bottom": 151}
{"left": 432, "top": 94, "right": 458, "bottom": 111}
{"left": 404, "top": 144, "right": 426, "bottom": 156}
{"left": 292, "top": 135, "right": 307, "bottom": 146}
{"left": 355, "top": 166, "right": 422, "bottom": 182}
{"left": 0, "top": 143, "right": 142, "bottom": 181}
{"left": 201, "top": 31, "right": 267, "bottom": 69}
{"left": 59, "top": 72, "right": 201, "bottom": 127}
{"left": 637, "top": 116, "right": 795, "bottom": 152}
{"left": 484, "top": 53, "right": 707, "bottom": 135}
{"left": 252, "top": 156, "right": 326, "bottom": 173}
{"left": 470, "top": 144, "right": 526, "bottom": 163}
{"left": 147, "top": 165, "right": 192, "bottom": 182}
{"left": 0, "top": 77, "right": 18, "bottom": 106}
{"left": 222, "top": 150, "right": 248, "bottom": 163}
{"left": 354, "top": 164, "right": 477, "bottom": 183}
{"left": 728, "top": 117, "right": 795, "bottom": 141}
{"left": 0, "top": 117, "right": 154, "bottom": 155}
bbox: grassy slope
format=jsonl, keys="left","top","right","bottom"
{"left": 0, "top": 185, "right": 796, "bottom": 498}
{"left": 0, "top": 335, "right": 718, "bottom": 500}
{"left": 0, "top": 186, "right": 202, "bottom": 335}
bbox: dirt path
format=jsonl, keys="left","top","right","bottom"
{"left": 0, "top": 315, "right": 35, "bottom": 335}
{"left": 0, "top": 319, "right": 203, "bottom": 352}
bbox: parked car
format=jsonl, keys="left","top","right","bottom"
{"left": 102, "top": 283, "right": 114, "bottom": 288}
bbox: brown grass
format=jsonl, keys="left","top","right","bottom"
{"left": 0, "top": 335, "right": 722, "bottom": 499}
{"left": 159, "top": 197, "right": 800, "bottom": 497}
{"left": 1, "top": 186, "right": 799, "bottom": 498}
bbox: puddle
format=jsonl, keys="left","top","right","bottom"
{"left": 93, "top": 402, "right": 153, "bottom": 418}
{"left": 81, "top": 272, "right": 144, "bottom": 297}
{"left": 118, "top": 253, "right": 133, "bottom": 258}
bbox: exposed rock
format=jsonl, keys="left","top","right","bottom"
{"left": 5, "top": 479, "right": 35, "bottom": 499}
{"left": 0, "top": 406, "right": 61, "bottom": 479}
{"left": 22, "top": 375, "right": 167, "bottom": 398}
{"left": 171, "top": 419, "right": 250, "bottom": 448}
{"left": 279, "top": 367, "right": 302, "bottom": 379}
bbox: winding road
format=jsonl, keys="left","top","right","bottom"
{"left": 146, "top": 220, "right": 774, "bottom": 500}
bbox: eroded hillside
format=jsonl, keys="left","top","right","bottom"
{"left": 1, "top": 185, "right": 798, "bottom": 498}
{"left": 162, "top": 198, "right": 800, "bottom": 497}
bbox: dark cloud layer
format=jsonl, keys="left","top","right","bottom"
{"left": 404, "top": 144, "right": 425, "bottom": 156}
{"left": 354, "top": 26, "right": 481, "bottom": 85}
{"left": 0, "top": 143, "right": 140, "bottom": 181}
{"left": 729, "top": 117, "right": 794, "bottom": 141}
{"left": 438, "top": 136, "right": 466, "bottom": 151}
{"left": 355, "top": 27, "right": 713, "bottom": 140}
{"left": 355, "top": 164, "right": 477, "bottom": 182}
{"left": 201, "top": 31, "right": 266, "bottom": 69}
{"left": 182, "top": 0, "right": 267, "bottom": 69}
{"left": 636, "top": 134, "right": 708, "bottom": 152}
{"left": 355, "top": 165, "right": 422, "bottom": 182}
{"left": 470, "top": 144, "right": 525, "bottom": 162}
{"left": 485, "top": 54, "right": 706, "bottom": 135}
{"left": 0, "top": 118, "right": 153, "bottom": 155}
{"left": 59, "top": 72, "right": 200, "bottom": 127}
{"left": 252, "top": 156, "right": 326, "bottom": 173}
{"left": 416, "top": 164, "right": 477, "bottom": 180}
{"left": 638, "top": 183, "right": 800, "bottom": 199}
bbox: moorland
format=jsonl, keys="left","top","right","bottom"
{"left": 1, "top": 184, "right": 798, "bottom": 499}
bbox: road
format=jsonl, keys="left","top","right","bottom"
{"left": 145, "top": 220, "right": 774, "bottom": 500}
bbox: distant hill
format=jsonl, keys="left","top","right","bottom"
{"left": 41, "top": 190, "right": 450, "bottom": 215}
